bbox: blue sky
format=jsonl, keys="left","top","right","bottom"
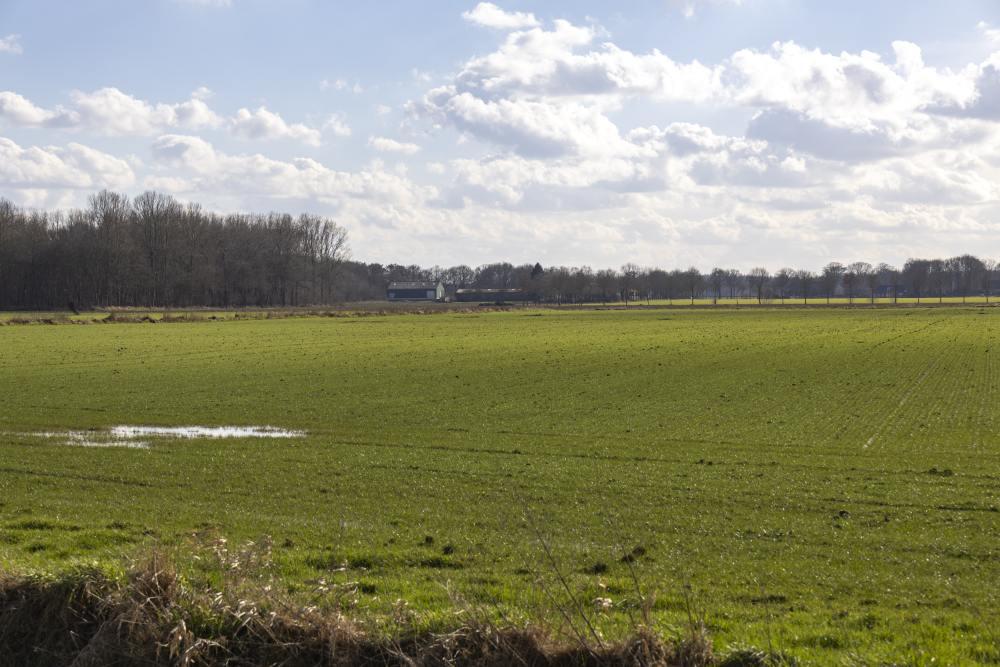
{"left": 2, "top": 0, "right": 1000, "bottom": 269}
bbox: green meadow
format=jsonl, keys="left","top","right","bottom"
{"left": 1, "top": 307, "right": 998, "bottom": 664}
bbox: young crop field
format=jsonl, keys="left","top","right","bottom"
{"left": 1, "top": 307, "right": 998, "bottom": 664}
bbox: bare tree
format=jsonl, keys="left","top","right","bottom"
{"left": 667, "top": 269, "right": 684, "bottom": 304}
{"left": 796, "top": 270, "right": 815, "bottom": 305}
{"left": 772, "top": 268, "right": 793, "bottom": 304}
{"left": 620, "top": 263, "right": 640, "bottom": 307}
{"left": 983, "top": 259, "right": 997, "bottom": 303}
{"left": 877, "top": 263, "right": 899, "bottom": 303}
{"left": 748, "top": 267, "right": 770, "bottom": 304}
{"left": 545, "top": 266, "right": 572, "bottom": 305}
{"left": 724, "top": 269, "right": 741, "bottom": 301}
{"left": 709, "top": 268, "right": 725, "bottom": 304}
{"left": 949, "top": 254, "right": 984, "bottom": 303}
{"left": 595, "top": 269, "right": 618, "bottom": 304}
{"left": 844, "top": 262, "right": 873, "bottom": 304}
{"left": 646, "top": 269, "right": 668, "bottom": 302}
{"left": 903, "top": 259, "right": 929, "bottom": 303}
{"left": 821, "top": 262, "right": 844, "bottom": 304}
{"left": 682, "top": 267, "right": 703, "bottom": 305}
{"left": 862, "top": 265, "right": 879, "bottom": 304}
{"left": 929, "top": 259, "right": 946, "bottom": 303}
{"left": 571, "top": 266, "right": 594, "bottom": 303}
{"left": 445, "top": 265, "right": 476, "bottom": 289}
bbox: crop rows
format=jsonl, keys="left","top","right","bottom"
{"left": 1, "top": 307, "right": 999, "bottom": 663}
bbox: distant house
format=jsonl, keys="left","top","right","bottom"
{"left": 454, "top": 288, "right": 531, "bottom": 303}
{"left": 386, "top": 281, "right": 445, "bottom": 301}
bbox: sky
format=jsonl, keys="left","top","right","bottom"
{"left": 2, "top": 0, "right": 1000, "bottom": 271}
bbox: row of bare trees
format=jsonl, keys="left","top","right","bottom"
{"left": 334, "top": 259, "right": 997, "bottom": 305}
{"left": 0, "top": 192, "right": 347, "bottom": 309}
{"left": 1, "top": 191, "right": 997, "bottom": 308}
{"left": 723, "top": 259, "right": 998, "bottom": 305}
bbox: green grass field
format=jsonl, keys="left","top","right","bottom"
{"left": 1, "top": 307, "right": 999, "bottom": 664}
{"left": 0, "top": 296, "right": 996, "bottom": 325}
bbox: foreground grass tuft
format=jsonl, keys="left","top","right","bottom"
{"left": 0, "top": 551, "right": 800, "bottom": 667}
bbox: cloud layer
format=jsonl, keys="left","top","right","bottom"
{"left": 2, "top": 4, "right": 1000, "bottom": 269}
{"left": 0, "top": 88, "right": 338, "bottom": 146}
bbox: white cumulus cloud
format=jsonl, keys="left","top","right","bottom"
{"left": 978, "top": 21, "right": 1000, "bottom": 43}
{"left": 0, "top": 87, "right": 345, "bottom": 147}
{"left": 0, "top": 92, "right": 79, "bottom": 127}
{"left": 0, "top": 136, "right": 134, "bottom": 189}
{"left": 230, "top": 106, "right": 323, "bottom": 146}
{"left": 70, "top": 87, "right": 223, "bottom": 135}
{"left": 149, "top": 135, "right": 435, "bottom": 220}
{"left": 462, "top": 3, "right": 539, "bottom": 29}
{"left": 0, "top": 34, "right": 22, "bottom": 55}
{"left": 323, "top": 113, "right": 352, "bottom": 137}
{"left": 369, "top": 136, "right": 421, "bottom": 154}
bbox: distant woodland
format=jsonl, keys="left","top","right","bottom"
{"left": 1, "top": 191, "right": 997, "bottom": 309}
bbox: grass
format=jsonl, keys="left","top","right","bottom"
{"left": 0, "top": 550, "right": 719, "bottom": 667}
{"left": 1, "top": 306, "right": 999, "bottom": 664}
{"left": 1, "top": 296, "right": 997, "bottom": 325}
{"left": 641, "top": 296, "right": 997, "bottom": 307}
{"left": 0, "top": 301, "right": 472, "bottom": 325}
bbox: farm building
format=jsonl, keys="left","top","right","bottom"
{"left": 386, "top": 281, "right": 445, "bottom": 301}
{"left": 454, "top": 288, "right": 532, "bottom": 303}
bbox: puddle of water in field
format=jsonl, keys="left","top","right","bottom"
{"left": 109, "top": 425, "right": 305, "bottom": 439}
{"left": 6, "top": 425, "right": 305, "bottom": 449}
{"left": 14, "top": 430, "right": 151, "bottom": 449}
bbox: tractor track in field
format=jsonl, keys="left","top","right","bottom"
{"left": 868, "top": 317, "right": 948, "bottom": 349}
{"left": 794, "top": 314, "right": 946, "bottom": 447}
{"left": 873, "top": 320, "right": 988, "bottom": 452}
{"left": 969, "top": 320, "right": 998, "bottom": 450}
{"left": 687, "top": 311, "right": 954, "bottom": 451}
{"left": 804, "top": 310, "right": 997, "bottom": 454}
{"left": 862, "top": 352, "right": 948, "bottom": 450}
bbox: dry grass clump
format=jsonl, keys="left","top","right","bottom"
{"left": 0, "top": 303, "right": 514, "bottom": 326}
{"left": 0, "top": 545, "right": 746, "bottom": 667}
{"left": 0, "top": 315, "right": 71, "bottom": 326}
{"left": 0, "top": 535, "right": 783, "bottom": 666}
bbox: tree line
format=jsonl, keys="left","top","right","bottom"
{"left": 1, "top": 191, "right": 997, "bottom": 309}
{"left": 360, "top": 258, "right": 998, "bottom": 305}
{"left": 0, "top": 192, "right": 347, "bottom": 309}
